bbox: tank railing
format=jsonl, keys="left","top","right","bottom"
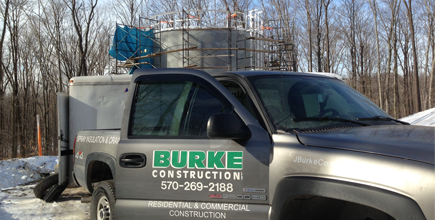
{"left": 143, "top": 9, "right": 265, "bottom": 36}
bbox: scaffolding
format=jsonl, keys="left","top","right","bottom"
{"left": 110, "top": 9, "right": 296, "bottom": 73}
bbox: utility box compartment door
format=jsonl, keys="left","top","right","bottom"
{"left": 57, "top": 92, "right": 70, "bottom": 185}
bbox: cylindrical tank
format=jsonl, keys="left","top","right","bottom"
{"left": 154, "top": 29, "right": 264, "bottom": 73}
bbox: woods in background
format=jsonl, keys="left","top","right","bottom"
{"left": 0, "top": 0, "right": 434, "bottom": 159}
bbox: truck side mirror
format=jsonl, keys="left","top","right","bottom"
{"left": 207, "top": 113, "right": 251, "bottom": 140}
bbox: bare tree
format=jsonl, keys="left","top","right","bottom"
{"left": 422, "top": 0, "right": 434, "bottom": 108}
{"left": 313, "top": 0, "right": 323, "bottom": 72}
{"left": 339, "top": 0, "right": 364, "bottom": 89}
{"left": 0, "top": 0, "right": 10, "bottom": 159}
{"left": 44, "top": 0, "right": 67, "bottom": 92}
{"left": 398, "top": 16, "right": 412, "bottom": 116}
{"left": 5, "top": 0, "right": 29, "bottom": 158}
{"left": 0, "top": 0, "right": 10, "bottom": 96}
{"left": 368, "top": 0, "right": 382, "bottom": 108}
{"left": 355, "top": 7, "right": 371, "bottom": 96}
{"left": 64, "top": 0, "right": 99, "bottom": 77}
{"left": 18, "top": 26, "right": 40, "bottom": 157}
{"left": 323, "top": 0, "right": 333, "bottom": 72}
{"left": 431, "top": 0, "right": 435, "bottom": 108}
{"left": 402, "top": 0, "right": 421, "bottom": 112}
{"left": 431, "top": 47, "right": 435, "bottom": 107}
{"left": 112, "top": 0, "right": 148, "bottom": 26}
{"left": 379, "top": 0, "right": 400, "bottom": 114}
{"left": 305, "top": 0, "right": 313, "bottom": 72}
{"left": 392, "top": 3, "right": 400, "bottom": 118}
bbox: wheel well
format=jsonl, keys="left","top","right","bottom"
{"left": 282, "top": 195, "right": 395, "bottom": 220}
{"left": 87, "top": 161, "right": 113, "bottom": 193}
{"left": 271, "top": 177, "right": 426, "bottom": 220}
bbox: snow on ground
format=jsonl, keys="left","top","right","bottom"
{"left": 0, "top": 156, "right": 58, "bottom": 189}
{"left": 0, "top": 156, "right": 90, "bottom": 219}
{"left": 400, "top": 107, "right": 435, "bottom": 127}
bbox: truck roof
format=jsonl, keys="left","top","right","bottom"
{"left": 212, "top": 71, "right": 342, "bottom": 80}
{"left": 68, "top": 70, "right": 342, "bottom": 85}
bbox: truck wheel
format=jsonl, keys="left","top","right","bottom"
{"left": 91, "top": 180, "right": 116, "bottom": 220}
{"left": 33, "top": 173, "right": 59, "bottom": 199}
{"left": 44, "top": 183, "right": 67, "bottom": 203}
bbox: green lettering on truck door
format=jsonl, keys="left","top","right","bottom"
{"left": 188, "top": 151, "right": 206, "bottom": 168}
{"left": 227, "top": 151, "right": 243, "bottom": 169}
{"left": 207, "top": 151, "right": 225, "bottom": 169}
{"left": 171, "top": 151, "right": 188, "bottom": 168}
{"left": 153, "top": 150, "right": 243, "bottom": 169}
{"left": 153, "top": 151, "right": 170, "bottom": 167}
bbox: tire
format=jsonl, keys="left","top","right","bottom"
{"left": 43, "top": 183, "right": 67, "bottom": 203}
{"left": 91, "top": 180, "right": 116, "bottom": 220}
{"left": 33, "top": 173, "right": 59, "bottom": 199}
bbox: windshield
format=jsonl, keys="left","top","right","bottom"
{"left": 249, "top": 75, "right": 391, "bottom": 130}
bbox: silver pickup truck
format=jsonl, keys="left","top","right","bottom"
{"left": 69, "top": 68, "right": 433, "bottom": 220}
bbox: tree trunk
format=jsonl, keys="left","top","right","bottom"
{"left": 393, "top": 21, "right": 400, "bottom": 118}
{"left": 305, "top": 0, "right": 313, "bottom": 72}
{"left": 423, "top": 1, "right": 433, "bottom": 108}
{"left": 402, "top": 0, "right": 421, "bottom": 112}
{"left": 316, "top": 28, "right": 322, "bottom": 72}
{"left": 430, "top": 52, "right": 435, "bottom": 108}
{"left": 360, "top": 44, "right": 365, "bottom": 95}
{"left": 431, "top": 6, "right": 435, "bottom": 108}
{"left": 403, "top": 37, "right": 411, "bottom": 115}
{"left": 422, "top": 23, "right": 432, "bottom": 109}
{"left": 385, "top": 1, "right": 400, "bottom": 114}
{"left": 323, "top": 0, "right": 331, "bottom": 72}
{"left": 0, "top": 0, "right": 10, "bottom": 158}
{"left": 350, "top": 1, "right": 356, "bottom": 89}
{"left": 369, "top": 0, "right": 383, "bottom": 108}
{"left": 385, "top": 40, "right": 392, "bottom": 114}
{"left": 315, "top": 0, "right": 322, "bottom": 72}
{"left": 8, "top": 5, "right": 21, "bottom": 158}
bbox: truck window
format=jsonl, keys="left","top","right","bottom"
{"left": 129, "top": 80, "right": 231, "bottom": 138}
{"left": 178, "top": 86, "right": 230, "bottom": 136}
{"left": 218, "top": 80, "right": 270, "bottom": 132}
{"left": 219, "top": 81, "right": 258, "bottom": 120}
{"left": 249, "top": 75, "right": 391, "bottom": 130}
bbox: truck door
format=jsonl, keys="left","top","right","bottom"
{"left": 115, "top": 69, "right": 271, "bottom": 219}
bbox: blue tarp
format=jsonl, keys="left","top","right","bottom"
{"left": 109, "top": 25, "right": 154, "bottom": 73}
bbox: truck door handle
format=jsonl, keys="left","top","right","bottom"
{"left": 121, "top": 158, "right": 143, "bottom": 163}
{"left": 119, "top": 153, "right": 146, "bottom": 168}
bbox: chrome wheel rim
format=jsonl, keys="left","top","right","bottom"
{"left": 97, "top": 196, "right": 111, "bottom": 220}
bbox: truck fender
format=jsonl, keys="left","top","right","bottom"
{"left": 270, "top": 177, "right": 426, "bottom": 220}
{"left": 85, "top": 153, "right": 116, "bottom": 192}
